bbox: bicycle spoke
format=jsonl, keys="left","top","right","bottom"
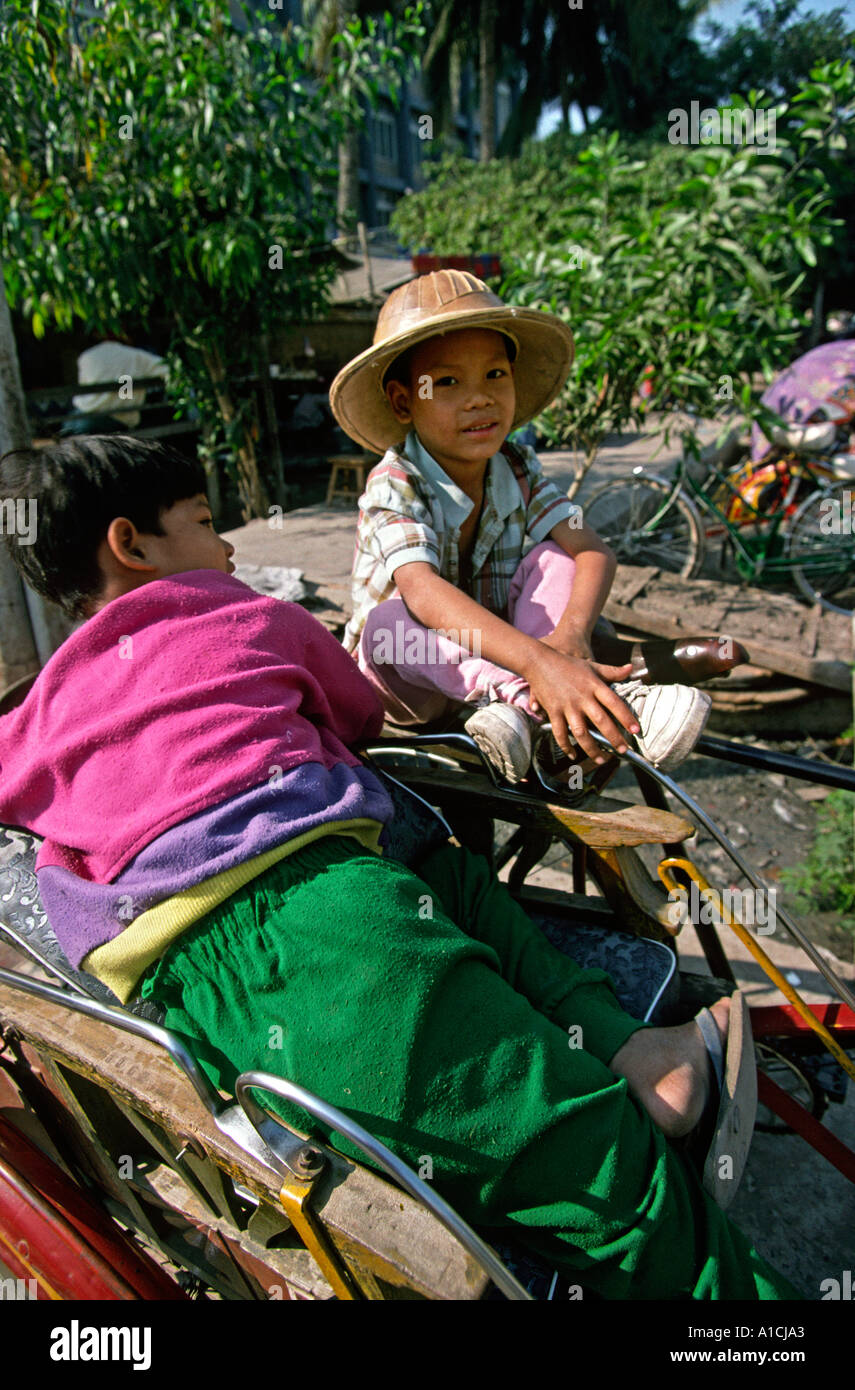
{"left": 584, "top": 478, "right": 700, "bottom": 578}
{"left": 786, "top": 482, "right": 855, "bottom": 614}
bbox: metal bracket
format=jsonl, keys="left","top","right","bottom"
{"left": 275, "top": 1147, "right": 365, "bottom": 1301}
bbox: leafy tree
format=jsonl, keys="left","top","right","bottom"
{"left": 391, "top": 62, "right": 854, "bottom": 487}
{"left": 702, "top": 0, "right": 855, "bottom": 103}
{"left": 0, "top": 0, "right": 421, "bottom": 520}
{"left": 302, "top": 0, "right": 423, "bottom": 227}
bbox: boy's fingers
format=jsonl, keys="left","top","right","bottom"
{"left": 586, "top": 705, "right": 631, "bottom": 754}
{"left": 561, "top": 706, "right": 608, "bottom": 763}
{"left": 591, "top": 660, "right": 633, "bottom": 682}
{"left": 598, "top": 685, "right": 641, "bottom": 735}
{"left": 546, "top": 710, "right": 573, "bottom": 757}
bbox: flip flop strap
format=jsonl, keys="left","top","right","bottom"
{"left": 696, "top": 1007, "right": 724, "bottom": 1093}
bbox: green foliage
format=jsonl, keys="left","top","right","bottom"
{"left": 0, "top": 0, "right": 423, "bottom": 515}
{"left": 391, "top": 61, "right": 855, "bottom": 466}
{"left": 702, "top": 0, "right": 855, "bottom": 104}
{"left": 780, "top": 791, "right": 855, "bottom": 940}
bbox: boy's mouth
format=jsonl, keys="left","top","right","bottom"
{"left": 461, "top": 420, "right": 498, "bottom": 436}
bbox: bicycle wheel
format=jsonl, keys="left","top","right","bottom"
{"left": 583, "top": 474, "right": 704, "bottom": 578}
{"left": 785, "top": 481, "right": 855, "bottom": 615}
{"left": 754, "top": 1042, "right": 827, "bottom": 1134}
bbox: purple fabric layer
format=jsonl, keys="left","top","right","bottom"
{"left": 751, "top": 340, "right": 855, "bottom": 461}
{"left": 37, "top": 761, "right": 394, "bottom": 968}
{"left": 0, "top": 571, "right": 385, "bottom": 882}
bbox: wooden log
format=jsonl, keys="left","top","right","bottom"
{"left": 604, "top": 570, "right": 851, "bottom": 692}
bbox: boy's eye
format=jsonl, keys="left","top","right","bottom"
{"left": 434, "top": 375, "right": 457, "bottom": 387}
{"left": 487, "top": 368, "right": 507, "bottom": 378}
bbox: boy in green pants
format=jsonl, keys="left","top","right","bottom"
{"left": 0, "top": 434, "right": 797, "bottom": 1299}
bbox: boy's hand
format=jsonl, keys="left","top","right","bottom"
{"left": 524, "top": 646, "right": 638, "bottom": 763}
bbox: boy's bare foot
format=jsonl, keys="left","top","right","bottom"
{"left": 608, "top": 996, "right": 731, "bottom": 1138}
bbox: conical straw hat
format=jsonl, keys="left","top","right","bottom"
{"left": 330, "top": 270, "right": 575, "bottom": 454}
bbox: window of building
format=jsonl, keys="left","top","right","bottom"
{"left": 374, "top": 111, "right": 398, "bottom": 169}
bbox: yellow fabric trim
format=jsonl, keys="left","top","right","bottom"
{"left": 82, "top": 820, "right": 384, "bottom": 1004}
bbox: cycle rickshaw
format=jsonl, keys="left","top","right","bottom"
{"left": 1, "top": 665, "right": 854, "bottom": 1301}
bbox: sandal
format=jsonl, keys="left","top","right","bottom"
{"left": 691, "top": 991, "right": 757, "bottom": 1210}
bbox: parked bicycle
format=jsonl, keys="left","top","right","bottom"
{"left": 584, "top": 339, "right": 855, "bottom": 615}
{"left": 583, "top": 444, "right": 855, "bottom": 615}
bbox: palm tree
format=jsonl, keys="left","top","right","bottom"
{"left": 303, "top": 0, "right": 409, "bottom": 225}
{"left": 499, "top": 0, "right": 728, "bottom": 153}
{"left": 423, "top": 0, "right": 523, "bottom": 160}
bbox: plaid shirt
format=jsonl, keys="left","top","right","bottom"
{"left": 344, "top": 431, "right": 580, "bottom": 651}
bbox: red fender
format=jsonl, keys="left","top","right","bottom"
{"left": 0, "top": 1111, "right": 187, "bottom": 1300}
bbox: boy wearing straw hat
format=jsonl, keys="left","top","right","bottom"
{"left": 331, "top": 271, "right": 715, "bottom": 782}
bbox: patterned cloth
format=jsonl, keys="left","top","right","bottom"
{"left": 344, "top": 431, "right": 581, "bottom": 652}
{"left": 751, "top": 340, "right": 855, "bottom": 462}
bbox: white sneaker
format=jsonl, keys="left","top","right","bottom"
{"left": 464, "top": 702, "right": 535, "bottom": 783}
{"left": 612, "top": 678, "right": 711, "bottom": 770}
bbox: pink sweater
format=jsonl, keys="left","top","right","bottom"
{"left": 0, "top": 571, "right": 385, "bottom": 882}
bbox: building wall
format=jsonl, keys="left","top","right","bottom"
{"left": 237, "top": 0, "right": 518, "bottom": 230}
{"left": 359, "top": 73, "right": 516, "bottom": 228}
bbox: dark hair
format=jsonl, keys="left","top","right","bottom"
{"left": 382, "top": 331, "right": 517, "bottom": 391}
{"left": 0, "top": 435, "right": 208, "bottom": 620}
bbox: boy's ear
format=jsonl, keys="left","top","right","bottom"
{"left": 385, "top": 379, "right": 413, "bottom": 424}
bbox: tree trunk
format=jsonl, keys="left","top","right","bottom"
{"left": 200, "top": 423, "right": 223, "bottom": 523}
{"left": 560, "top": 81, "right": 571, "bottom": 134}
{"left": 257, "top": 332, "right": 285, "bottom": 509}
{"left": 808, "top": 280, "right": 825, "bottom": 350}
{"left": 201, "top": 343, "right": 268, "bottom": 522}
{"left": 0, "top": 257, "right": 49, "bottom": 690}
{"left": 566, "top": 441, "right": 602, "bottom": 500}
{"left": 478, "top": 0, "right": 498, "bottom": 161}
{"left": 337, "top": 127, "right": 361, "bottom": 230}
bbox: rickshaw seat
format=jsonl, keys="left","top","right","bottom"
{"left": 0, "top": 771, "right": 680, "bottom": 1302}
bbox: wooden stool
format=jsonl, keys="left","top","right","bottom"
{"left": 326, "top": 454, "right": 373, "bottom": 505}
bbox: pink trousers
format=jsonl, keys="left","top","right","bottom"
{"left": 356, "top": 541, "right": 576, "bottom": 726}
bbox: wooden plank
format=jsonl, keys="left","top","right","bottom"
{"left": 390, "top": 765, "right": 695, "bottom": 847}
{"left": 610, "top": 566, "right": 658, "bottom": 604}
{"left": 803, "top": 602, "right": 822, "bottom": 659}
{"left": 604, "top": 565, "right": 851, "bottom": 691}
{"left": 0, "top": 982, "right": 490, "bottom": 1301}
